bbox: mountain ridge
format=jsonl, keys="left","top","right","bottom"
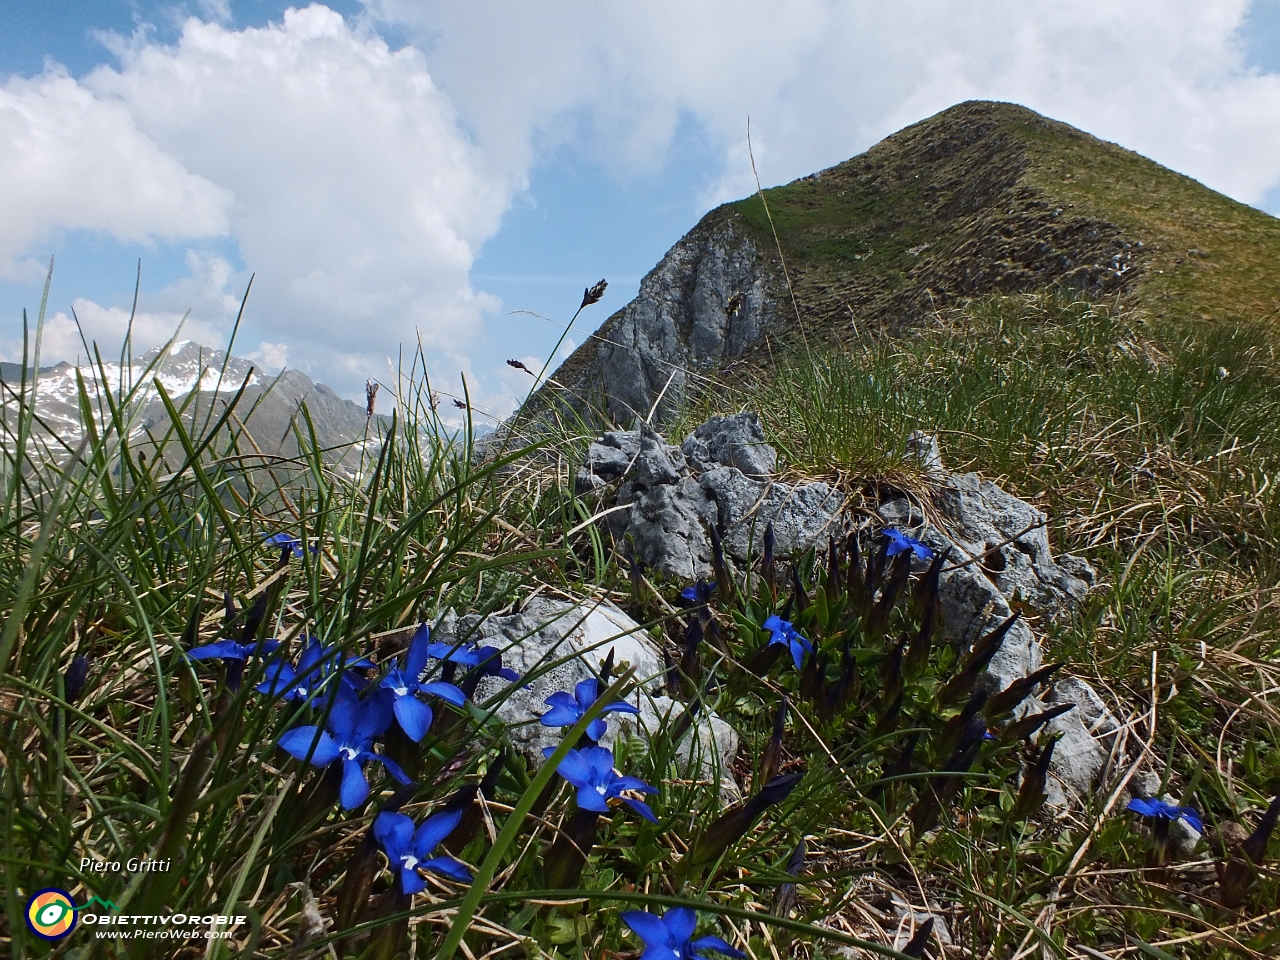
{"left": 547, "top": 100, "right": 1280, "bottom": 423}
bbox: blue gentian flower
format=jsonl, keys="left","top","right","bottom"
{"left": 425, "top": 633, "right": 520, "bottom": 681}
{"left": 379, "top": 625, "right": 467, "bottom": 741}
{"left": 189, "top": 638, "right": 283, "bottom": 692}
{"left": 621, "top": 906, "right": 746, "bottom": 960}
{"left": 680, "top": 581, "right": 713, "bottom": 606}
{"left": 762, "top": 615, "right": 812, "bottom": 669}
{"left": 545, "top": 745, "right": 658, "bottom": 822}
{"left": 278, "top": 695, "right": 411, "bottom": 809}
{"left": 255, "top": 639, "right": 373, "bottom": 705}
{"left": 539, "top": 677, "right": 640, "bottom": 741}
{"left": 187, "top": 639, "right": 282, "bottom": 662}
{"left": 882, "top": 528, "right": 935, "bottom": 561}
{"left": 373, "top": 809, "right": 472, "bottom": 893}
{"left": 262, "top": 532, "right": 309, "bottom": 557}
{"left": 1126, "top": 797, "right": 1203, "bottom": 833}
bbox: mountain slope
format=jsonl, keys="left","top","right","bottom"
{"left": 549, "top": 100, "right": 1280, "bottom": 423}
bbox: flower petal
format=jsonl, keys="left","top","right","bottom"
{"left": 663, "top": 907, "right": 697, "bottom": 944}
{"left": 295, "top": 640, "right": 326, "bottom": 674}
{"left": 355, "top": 692, "right": 394, "bottom": 744}
{"left": 327, "top": 697, "right": 359, "bottom": 741}
{"left": 1126, "top": 797, "right": 1160, "bottom": 818}
{"left": 393, "top": 695, "right": 434, "bottom": 742}
{"left": 574, "top": 677, "right": 601, "bottom": 709}
{"left": 544, "top": 690, "right": 579, "bottom": 709}
{"left": 789, "top": 637, "right": 807, "bottom": 670}
{"left": 187, "top": 640, "right": 249, "bottom": 661}
{"left": 412, "top": 809, "right": 464, "bottom": 857}
{"left": 404, "top": 623, "right": 433, "bottom": 679}
{"left": 575, "top": 785, "right": 610, "bottom": 813}
{"left": 421, "top": 681, "right": 467, "bottom": 707}
{"left": 422, "top": 855, "right": 473, "bottom": 882}
{"left": 580, "top": 745, "right": 617, "bottom": 778}
{"left": 613, "top": 775, "right": 658, "bottom": 795}
{"left": 541, "top": 705, "right": 582, "bottom": 728}
{"left": 279, "top": 727, "right": 339, "bottom": 766}
{"left": 624, "top": 797, "right": 659, "bottom": 823}
{"left": 910, "top": 540, "right": 935, "bottom": 561}
{"left": 1178, "top": 807, "right": 1204, "bottom": 833}
{"left": 373, "top": 811, "right": 415, "bottom": 861}
{"left": 339, "top": 757, "right": 371, "bottom": 810}
{"left": 555, "top": 749, "right": 593, "bottom": 789}
{"left": 399, "top": 865, "right": 427, "bottom": 894}
{"left": 884, "top": 529, "right": 909, "bottom": 556}
{"left": 256, "top": 662, "right": 297, "bottom": 696}
{"left": 585, "top": 718, "right": 607, "bottom": 742}
{"left": 621, "top": 911, "right": 673, "bottom": 949}
{"left": 367, "top": 752, "right": 414, "bottom": 786}
{"left": 690, "top": 935, "right": 747, "bottom": 958}
{"left": 599, "top": 701, "right": 641, "bottom": 716}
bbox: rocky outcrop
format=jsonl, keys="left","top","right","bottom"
{"left": 576, "top": 413, "right": 843, "bottom": 580}
{"left": 578, "top": 412, "right": 1126, "bottom": 804}
{"left": 877, "top": 441, "right": 1122, "bottom": 802}
{"left": 556, "top": 216, "right": 781, "bottom": 423}
{"left": 877, "top": 472, "right": 1094, "bottom": 690}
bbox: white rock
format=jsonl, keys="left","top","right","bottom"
{"left": 446, "top": 597, "right": 738, "bottom": 783}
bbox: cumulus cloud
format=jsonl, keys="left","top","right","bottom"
{"left": 87, "top": 6, "right": 513, "bottom": 374}
{"left": 368, "top": 0, "right": 1280, "bottom": 209}
{"left": 12, "top": 298, "right": 225, "bottom": 368}
{"left": 4, "top": 5, "right": 515, "bottom": 394}
{"left": 0, "top": 69, "right": 231, "bottom": 277}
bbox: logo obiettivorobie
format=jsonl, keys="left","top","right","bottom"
{"left": 26, "top": 888, "right": 78, "bottom": 940}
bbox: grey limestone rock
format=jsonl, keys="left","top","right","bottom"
{"left": 904, "top": 429, "right": 945, "bottom": 473}
{"left": 443, "top": 597, "right": 736, "bottom": 782}
{"left": 1031, "top": 677, "right": 1123, "bottom": 804}
{"left": 878, "top": 496, "right": 1042, "bottom": 690}
{"left": 878, "top": 442, "right": 1107, "bottom": 804}
{"left": 933, "top": 472, "right": 1095, "bottom": 618}
{"left": 878, "top": 468, "right": 1095, "bottom": 690}
{"left": 681, "top": 412, "right": 777, "bottom": 477}
{"left": 699, "top": 467, "right": 843, "bottom": 563}
{"left": 579, "top": 415, "right": 846, "bottom": 579}
{"left": 583, "top": 218, "right": 779, "bottom": 422}
{"left": 608, "top": 429, "right": 718, "bottom": 581}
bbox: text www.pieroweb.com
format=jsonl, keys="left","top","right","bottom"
{"left": 84, "top": 914, "right": 245, "bottom": 939}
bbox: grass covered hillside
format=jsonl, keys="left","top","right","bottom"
{"left": 730, "top": 101, "right": 1280, "bottom": 346}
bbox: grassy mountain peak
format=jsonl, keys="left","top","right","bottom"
{"left": 730, "top": 99, "right": 1280, "bottom": 344}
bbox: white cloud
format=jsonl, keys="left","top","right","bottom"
{"left": 368, "top": 0, "right": 1280, "bottom": 209}
{"left": 0, "top": 68, "right": 232, "bottom": 277}
{"left": 246, "top": 341, "right": 289, "bottom": 371}
{"left": 87, "top": 5, "right": 515, "bottom": 380}
{"left": 4, "top": 5, "right": 515, "bottom": 395}
{"left": 7, "top": 298, "right": 225, "bottom": 368}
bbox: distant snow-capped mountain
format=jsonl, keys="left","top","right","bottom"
{"left": 1, "top": 341, "right": 380, "bottom": 465}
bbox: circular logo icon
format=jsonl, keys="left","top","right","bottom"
{"left": 26, "top": 888, "right": 78, "bottom": 940}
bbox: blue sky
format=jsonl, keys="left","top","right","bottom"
{"left": 2, "top": 1, "right": 1279, "bottom": 419}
